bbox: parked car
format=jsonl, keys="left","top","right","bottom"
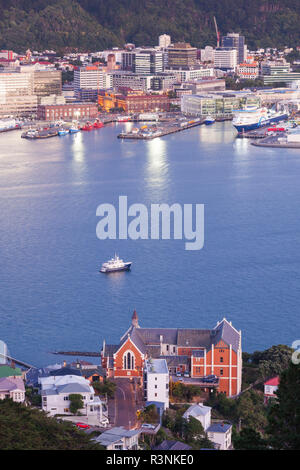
{"left": 176, "top": 372, "right": 182, "bottom": 377}
{"left": 202, "top": 375, "right": 218, "bottom": 383}
{"left": 100, "top": 417, "right": 109, "bottom": 427}
{"left": 142, "top": 423, "right": 156, "bottom": 429}
{"left": 75, "top": 422, "right": 90, "bottom": 429}
{"left": 184, "top": 372, "right": 190, "bottom": 377}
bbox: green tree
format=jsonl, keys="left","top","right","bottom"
{"left": 251, "top": 345, "right": 294, "bottom": 380}
{"left": 92, "top": 379, "right": 116, "bottom": 398}
{"left": 233, "top": 427, "right": 268, "bottom": 450}
{"left": 68, "top": 394, "right": 84, "bottom": 415}
{"left": 183, "top": 416, "right": 204, "bottom": 441}
{"left": 266, "top": 362, "right": 300, "bottom": 450}
{"left": 236, "top": 390, "right": 267, "bottom": 431}
{"left": 0, "top": 399, "right": 103, "bottom": 449}
{"left": 140, "top": 404, "right": 159, "bottom": 424}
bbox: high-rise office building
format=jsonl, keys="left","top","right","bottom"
{"left": 221, "top": 33, "right": 245, "bottom": 64}
{"left": 74, "top": 66, "right": 110, "bottom": 100}
{"left": 167, "top": 43, "right": 197, "bottom": 70}
{"left": 33, "top": 70, "right": 62, "bottom": 98}
{"left": 0, "top": 69, "right": 38, "bottom": 117}
{"left": 132, "top": 50, "right": 164, "bottom": 75}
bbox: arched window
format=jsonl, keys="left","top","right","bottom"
{"left": 123, "top": 351, "right": 135, "bottom": 370}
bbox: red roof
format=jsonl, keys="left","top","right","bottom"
{"left": 265, "top": 376, "right": 279, "bottom": 386}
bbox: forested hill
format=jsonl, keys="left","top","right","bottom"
{"left": 1, "top": 0, "right": 300, "bottom": 52}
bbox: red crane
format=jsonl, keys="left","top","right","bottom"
{"left": 213, "top": 16, "right": 220, "bottom": 47}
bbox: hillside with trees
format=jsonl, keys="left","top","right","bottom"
{"left": 1, "top": 0, "right": 300, "bottom": 51}
{"left": 0, "top": 400, "right": 103, "bottom": 450}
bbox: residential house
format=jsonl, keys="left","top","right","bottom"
{"left": 0, "top": 364, "right": 23, "bottom": 379}
{"left": 207, "top": 423, "right": 232, "bottom": 450}
{"left": 264, "top": 376, "right": 279, "bottom": 404}
{"left": 93, "top": 426, "right": 140, "bottom": 450}
{"left": 39, "top": 374, "right": 106, "bottom": 422}
{"left": 0, "top": 376, "right": 25, "bottom": 403}
{"left": 183, "top": 403, "right": 211, "bottom": 431}
{"left": 153, "top": 440, "right": 192, "bottom": 450}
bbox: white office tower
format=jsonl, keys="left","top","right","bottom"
{"left": 214, "top": 48, "right": 237, "bottom": 71}
{"left": 159, "top": 34, "right": 171, "bottom": 49}
{"left": 201, "top": 46, "right": 215, "bottom": 63}
{"left": 74, "top": 67, "right": 110, "bottom": 100}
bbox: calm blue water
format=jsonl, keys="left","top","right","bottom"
{"left": 1, "top": 121, "right": 300, "bottom": 366}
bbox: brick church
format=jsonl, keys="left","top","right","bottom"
{"left": 101, "top": 311, "right": 242, "bottom": 397}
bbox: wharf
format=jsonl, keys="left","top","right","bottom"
{"left": 237, "top": 128, "right": 268, "bottom": 139}
{"left": 118, "top": 119, "right": 205, "bottom": 140}
{"left": 251, "top": 135, "right": 300, "bottom": 149}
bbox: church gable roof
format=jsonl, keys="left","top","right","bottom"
{"left": 212, "top": 319, "right": 241, "bottom": 352}
{"left": 137, "top": 328, "right": 178, "bottom": 345}
{"left": 177, "top": 329, "right": 212, "bottom": 349}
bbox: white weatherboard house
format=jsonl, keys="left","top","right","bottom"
{"left": 183, "top": 403, "right": 232, "bottom": 450}
{"left": 207, "top": 423, "right": 232, "bottom": 450}
{"left": 183, "top": 403, "right": 211, "bottom": 431}
{"left": 93, "top": 427, "right": 141, "bottom": 450}
{"left": 144, "top": 359, "right": 169, "bottom": 410}
{"left": 39, "top": 374, "right": 106, "bottom": 421}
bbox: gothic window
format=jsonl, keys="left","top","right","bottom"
{"left": 123, "top": 351, "right": 135, "bottom": 370}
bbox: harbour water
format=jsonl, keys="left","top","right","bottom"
{"left": 1, "top": 121, "right": 300, "bottom": 366}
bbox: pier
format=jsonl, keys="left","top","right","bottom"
{"left": 117, "top": 119, "right": 205, "bottom": 140}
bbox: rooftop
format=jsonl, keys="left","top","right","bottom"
{"left": 145, "top": 359, "right": 168, "bottom": 374}
{"left": 183, "top": 403, "right": 211, "bottom": 419}
{"left": 265, "top": 376, "right": 280, "bottom": 387}
{"left": 207, "top": 423, "right": 232, "bottom": 433}
{"left": 94, "top": 426, "right": 140, "bottom": 446}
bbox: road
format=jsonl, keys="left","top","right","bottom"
{"left": 112, "top": 379, "right": 138, "bottom": 429}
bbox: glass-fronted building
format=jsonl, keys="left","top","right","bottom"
{"left": 181, "top": 92, "right": 261, "bottom": 116}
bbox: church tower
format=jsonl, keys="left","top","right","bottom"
{"left": 131, "top": 309, "right": 139, "bottom": 328}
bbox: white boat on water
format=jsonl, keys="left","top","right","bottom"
{"left": 0, "top": 118, "right": 20, "bottom": 132}
{"left": 205, "top": 116, "right": 215, "bottom": 125}
{"left": 100, "top": 254, "right": 132, "bottom": 273}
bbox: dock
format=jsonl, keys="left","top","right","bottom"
{"left": 118, "top": 119, "right": 205, "bottom": 140}
{"left": 251, "top": 135, "right": 300, "bottom": 149}
{"left": 237, "top": 128, "right": 269, "bottom": 139}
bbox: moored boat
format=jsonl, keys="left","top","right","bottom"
{"left": 81, "top": 121, "right": 93, "bottom": 131}
{"left": 100, "top": 254, "right": 132, "bottom": 273}
{"left": 205, "top": 116, "right": 215, "bottom": 125}
{"left": 58, "top": 128, "right": 69, "bottom": 136}
{"left": 93, "top": 119, "right": 104, "bottom": 129}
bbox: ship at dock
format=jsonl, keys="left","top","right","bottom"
{"left": 21, "top": 128, "right": 59, "bottom": 139}
{"left": 0, "top": 119, "right": 21, "bottom": 133}
{"left": 232, "top": 105, "right": 289, "bottom": 133}
{"left": 100, "top": 254, "right": 132, "bottom": 273}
